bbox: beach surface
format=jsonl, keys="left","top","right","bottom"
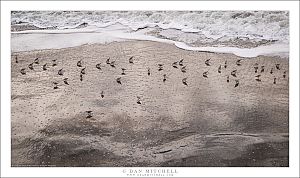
{"left": 11, "top": 40, "right": 289, "bottom": 167}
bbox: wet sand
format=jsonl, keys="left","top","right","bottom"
{"left": 11, "top": 41, "right": 289, "bottom": 167}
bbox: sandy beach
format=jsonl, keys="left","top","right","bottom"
{"left": 11, "top": 40, "right": 289, "bottom": 167}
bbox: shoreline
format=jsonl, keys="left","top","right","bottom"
{"left": 11, "top": 27, "right": 289, "bottom": 58}
{"left": 11, "top": 40, "right": 289, "bottom": 166}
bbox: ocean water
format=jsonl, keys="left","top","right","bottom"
{"left": 11, "top": 11, "right": 289, "bottom": 57}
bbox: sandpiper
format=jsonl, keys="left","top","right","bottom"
{"left": 58, "top": 69, "right": 64, "bottom": 76}
{"left": 129, "top": 56, "right": 134, "bottom": 64}
{"left": 43, "top": 63, "right": 47, "bottom": 71}
{"left": 20, "top": 68, "right": 26, "bottom": 75}
{"left": 116, "top": 77, "right": 122, "bottom": 84}
{"left": 231, "top": 70, "right": 237, "bottom": 77}
{"left": 205, "top": 59, "right": 211, "bottom": 66}
{"left": 203, "top": 71, "right": 208, "bottom": 78}
{"left": 121, "top": 68, "right": 126, "bottom": 75}
{"left": 218, "top": 65, "right": 221, "bottom": 73}
{"left": 234, "top": 80, "right": 239, "bottom": 87}
{"left": 28, "top": 63, "right": 34, "bottom": 70}
{"left": 182, "top": 78, "right": 188, "bottom": 86}
{"left": 137, "top": 96, "right": 141, "bottom": 104}
{"left": 179, "top": 59, "right": 184, "bottom": 66}
{"left": 96, "top": 63, "right": 101, "bottom": 70}
{"left": 63, "top": 78, "right": 69, "bottom": 85}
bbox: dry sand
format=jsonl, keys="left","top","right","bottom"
{"left": 11, "top": 41, "right": 289, "bottom": 167}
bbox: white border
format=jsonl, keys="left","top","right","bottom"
{"left": 1, "top": 1, "right": 299, "bottom": 177}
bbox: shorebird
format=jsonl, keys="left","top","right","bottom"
{"left": 110, "top": 61, "right": 116, "bottom": 68}
{"left": 273, "top": 77, "right": 277, "bottom": 84}
{"left": 181, "top": 66, "right": 187, "bottom": 73}
{"left": 255, "top": 75, "right": 261, "bottom": 82}
{"left": 63, "top": 78, "right": 69, "bottom": 85}
{"left": 234, "top": 80, "right": 239, "bottom": 87}
{"left": 205, "top": 59, "right": 211, "bottom": 66}
{"left": 129, "top": 56, "right": 134, "bottom": 64}
{"left": 15, "top": 55, "right": 18, "bottom": 63}
{"left": 80, "top": 74, "right": 83, "bottom": 81}
{"left": 270, "top": 68, "right": 274, "bottom": 74}
{"left": 20, "top": 68, "right": 26, "bottom": 75}
{"left": 43, "top": 63, "right": 47, "bottom": 71}
{"left": 172, "top": 61, "right": 178, "bottom": 68}
{"left": 53, "top": 82, "right": 59, "bottom": 89}
{"left": 224, "top": 60, "right": 227, "bottom": 69}
{"left": 276, "top": 63, "right": 280, "bottom": 70}
{"left": 231, "top": 70, "right": 237, "bottom": 77}
{"left": 227, "top": 75, "right": 229, "bottom": 83}
{"left": 163, "top": 74, "right": 167, "bottom": 82}
{"left": 261, "top": 66, "right": 265, "bottom": 73}
{"left": 34, "top": 58, "right": 39, "bottom": 64}
{"left": 283, "top": 71, "right": 286, "bottom": 78}
{"left": 203, "top": 71, "right": 208, "bottom": 78}
{"left": 236, "top": 59, "right": 242, "bottom": 66}
{"left": 158, "top": 66, "right": 163, "bottom": 71}
{"left": 121, "top": 68, "right": 126, "bottom": 75}
{"left": 96, "top": 63, "right": 101, "bottom": 70}
{"left": 28, "top": 63, "right": 34, "bottom": 70}
{"left": 254, "top": 63, "right": 259, "bottom": 73}
{"left": 52, "top": 59, "right": 57, "bottom": 67}
{"left": 179, "top": 59, "right": 184, "bottom": 66}
{"left": 101, "top": 91, "right": 104, "bottom": 98}
{"left": 182, "top": 78, "right": 188, "bottom": 86}
{"left": 58, "top": 69, "right": 64, "bottom": 76}
{"left": 218, "top": 65, "right": 221, "bottom": 73}
{"left": 77, "top": 60, "right": 82, "bottom": 67}
{"left": 106, "top": 57, "right": 110, "bottom": 64}
{"left": 81, "top": 67, "right": 86, "bottom": 75}
{"left": 116, "top": 77, "right": 122, "bottom": 84}
{"left": 86, "top": 111, "right": 93, "bottom": 118}
{"left": 148, "top": 68, "right": 151, "bottom": 76}
{"left": 137, "top": 96, "right": 141, "bottom": 104}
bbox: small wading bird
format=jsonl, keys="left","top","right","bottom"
{"left": 273, "top": 77, "right": 277, "bottom": 84}
{"left": 236, "top": 59, "right": 241, "bottom": 66}
{"left": 101, "top": 91, "right": 104, "bottom": 98}
{"left": 15, "top": 55, "right": 18, "bottom": 63}
{"left": 52, "top": 59, "right": 57, "bottom": 67}
{"left": 96, "top": 63, "right": 101, "bottom": 70}
{"left": 148, "top": 68, "right": 151, "bottom": 76}
{"left": 255, "top": 75, "right": 261, "bottom": 82}
{"left": 227, "top": 75, "right": 229, "bottom": 83}
{"left": 116, "top": 77, "right": 122, "bottom": 84}
{"left": 261, "top": 66, "right": 265, "bottom": 73}
{"left": 231, "top": 70, "right": 237, "bottom": 77}
{"left": 163, "top": 74, "right": 167, "bottom": 82}
{"left": 43, "top": 63, "right": 47, "bottom": 71}
{"left": 224, "top": 60, "right": 227, "bottom": 69}
{"left": 28, "top": 63, "right": 34, "bottom": 70}
{"left": 172, "top": 62, "right": 178, "bottom": 68}
{"left": 181, "top": 66, "right": 187, "bottom": 73}
{"left": 86, "top": 111, "right": 93, "bottom": 118}
{"left": 20, "top": 68, "right": 26, "bottom": 75}
{"left": 270, "top": 68, "right": 274, "bottom": 74}
{"left": 110, "top": 61, "right": 116, "bottom": 68}
{"left": 80, "top": 74, "right": 83, "bottom": 81}
{"left": 218, "top": 65, "right": 221, "bottom": 73}
{"left": 203, "top": 71, "right": 208, "bottom": 78}
{"left": 137, "top": 96, "right": 141, "bottom": 104}
{"left": 179, "top": 59, "right": 184, "bottom": 66}
{"left": 58, "top": 69, "right": 64, "bottom": 76}
{"left": 283, "top": 71, "right": 286, "bottom": 78}
{"left": 63, "top": 78, "right": 69, "bottom": 85}
{"left": 205, "top": 59, "right": 211, "bottom": 66}
{"left": 234, "top": 80, "right": 239, "bottom": 87}
{"left": 182, "top": 78, "right": 188, "bottom": 86}
{"left": 121, "top": 68, "right": 126, "bottom": 75}
{"left": 34, "top": 58, "right": 39, "bottom": 64}
{"left": 129, "top": 56, "right": 134, "bottom": 64}
{"left": 53, "top": 82, "right": 59, "bottom": 89}
{"left": 158, "top": 65, "right": 163, "bottom": 71}
{"left": 276, "top": 63, "right": 280, "bottom": 70}
{"left": 81, "top": 67, "right": 86, "bottom": 75}
{"left": 106, "top": 57, "right": 110, "bottom": 64}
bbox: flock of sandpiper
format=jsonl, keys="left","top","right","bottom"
{"left": 14, "top": 54, "right": 287, "bottom": 118}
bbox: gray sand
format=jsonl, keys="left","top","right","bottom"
{"left": 11, "top": 41, "right": 289, "bottom": 167}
